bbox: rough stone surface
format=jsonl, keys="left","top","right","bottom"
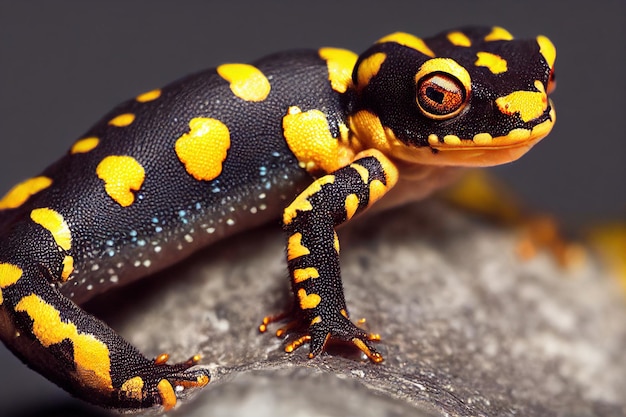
{"left": 8, "top": 201, "right": 626, "bottom": 416}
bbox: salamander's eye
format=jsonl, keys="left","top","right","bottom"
{"left": 416, "top": 73, "right": 467, "bottom": 119}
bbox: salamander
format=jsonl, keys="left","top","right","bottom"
{"left": 0, "top": 26, "right": 556, "bottom": 411}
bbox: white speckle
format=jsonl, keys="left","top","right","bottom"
{"left": 351, "top": 369, "right": 365, "bottom": 378}
{"left": 154, "top": 246, "right": 162, "bottom": 253}
{"left": 207, "top": 227, "right": 216, "bottom": 234}
{"left": 91, "top": 264, "right": 100, "bottom": 271}
{"left": 110, "top": 275, "right": 118, "bottom": 283}
{"left": 116, "top": 262, "right": 124, "bottom": 268}
{"left": 107, "top": 268, "right": 115, "bottom": 275}
{"left": 134, "top": 260, "right": 141, "bottom": 267}
{"left": 99, "top": 278, "right": 105, "bottom": 284}
{"left": 177, "top": 243, "right": 183, "bottom": 250}
{"left": 184, "top": 234, "right": 193, "bottom": 243}
{"left": 250, "top": 207, "right": 258, "bottom": 214}
{"left": 86, "top": 284, "right": 93, "bottom": 291}
{"left": 226, "top": 218, "right": 235, "bottom": 226}
{"left": 259, "top": 204, "right": 267, "bottom": 211}
{"left": 259, "top": 193, "right": 266, "bottom": 199}
{"left": 143, "top": 260, "right": 151, "bottom": 268}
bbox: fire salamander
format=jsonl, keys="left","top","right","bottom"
{"left": 0, "top": 26, "right": 556, "bottom": 411}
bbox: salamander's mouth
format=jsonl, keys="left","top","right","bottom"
{"left": 421, "top": 101, "right": 555, "bottom": 167}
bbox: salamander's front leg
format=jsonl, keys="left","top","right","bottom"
{"left": 270, "top": 149, "right": 398, "bottom": 362}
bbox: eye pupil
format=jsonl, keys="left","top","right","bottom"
{"left": 416, "top": 73, "right": 467, "bottom": 119}
{"left": 426, "top": 87, "right": 444, "bottom": 104}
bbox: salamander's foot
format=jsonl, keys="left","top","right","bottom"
{"left": 118, "top": 354, "right": 210, "bottom": 411}
{"left": 260, "top": 311, "right": 383, "bottom": 363}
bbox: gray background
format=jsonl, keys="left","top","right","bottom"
{"left": 0, "top": 1, "right": 624, "bottom": 415}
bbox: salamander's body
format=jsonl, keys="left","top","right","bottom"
{"left": 0, "top": 27, "right": 556, "bottom": 410}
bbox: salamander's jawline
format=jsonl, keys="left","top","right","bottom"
{"left": 407, "top": 103, "right": 555, "bottom": 168}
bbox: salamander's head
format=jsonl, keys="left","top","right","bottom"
{"left": 349, "top": 26, "right": 556, "bottom": 167}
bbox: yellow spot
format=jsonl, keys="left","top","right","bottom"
{"left": 298, "top": 288, "right": 321, "bottom": 310}
{"left": 475, "top": 52, "right": 508, "bottom": 74}
{"left": 344, "top": 194, "right": 359, "bottom": 220}
{"left": 157, "top": 379, "right": 177, "bottom": 411}
{"left": 356, "top": 52, "right": 386, "bottom": 88}
{"left": 0, "top": 263, "right": 23, "bottom": 304}
{"left": 484, "top": 27, "right": 514, "bottom": 41}
{"left": 108, "top": 113, "right": 135, "bottom": 127}
{"left": 537, "top": 35, "right": 556, "bottom": 69}
{"left": 333, "top": 231, "right": 340, "bottom": 253}
{"left": 496, "top": 81, "right": 547, "bottom": 122}
{"left": 283, "top": 175, "right": 335, "bottom": 225}
{"left": 287, "top": 233, "right": 310, "bottom": 261}
{"left": 70, "top": 137, "right": 100, "bottom": 154}
{"left": 356, "top": 149, "right": 398, "bottom": 202}
{"left": 0, "top": 176, "right": 52, "bottom": 210}
{"left": 293, "top": 267, "right": 320, "bottom": 284}
{"left": 136, "top": 89, "right": 161, "bottom": 103}
{"left": 350, "top": 163, "right": 369, "bottom": 184}
{"left": 15, "top": 294, "right": 112, "bottom": 390}
{"left": 217, "top": 63, "right": 270, "bottom": 102}
{"left": 0, "top": 263, "right": 23, "bottom": 288}
{"left": 340, "top": 309, "right": 349, "bottom": 319}
{"left": 473, "top": 133, "right": 493, "bottom": 145}
{"left": 121, "top": 376, "right": 144, "bottom": 401}
{"left": 96, "top": 156, "right": 145, "bottom": 207}
{"left": 377, "top": 32, "right": 435, "bottom": 57}
{"left": 282, "top": 107, "right": 354, "bottom": 174}
{"left": 175, "top": 117, "right": 231, "bottom": 181}
{"left": 30, "top": 208, "right": 72, "bottom": 251}
{"left": 447, "top": 31, "right": 471, "bottom": 47}
{"left": 61, "top": 256, "right": 74, "bottom": 281}
{"left": 369, "top": 180, "right": 387, "bottom": 203}
{"left": 319, "top": 47, "right": 358, "bottom": 93}
{"left": 443, "top": 135, "right": 461, "bottom": 146}
{"left": 310, "top": 316, "right": 322, "bottom": 326}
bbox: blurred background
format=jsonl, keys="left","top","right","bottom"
{"left": 0, "top": 1, "right": 624, "bottom": 415}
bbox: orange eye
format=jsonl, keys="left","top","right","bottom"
{"left": 416, "top": 73, "right": 467, "bottom": 119}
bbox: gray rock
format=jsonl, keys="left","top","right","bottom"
{"left": 90, "top": 201, "right": 625, "bottom": 416}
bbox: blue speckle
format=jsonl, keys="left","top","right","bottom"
{"left": 129, "top": 230, "right": 137, "bottom": 237}
{"left": 271, "top": 151, "right": 280, "bottom": 157}
{"left": 212, "top": 187, "right": 221, "bottom": 193}
{"left": 155, "top": 226, "right": 163, "bottom": 233}
{"left": 264, "top": 182, "right": 272, "bottom": 190}
{"left": 137, "top": 239, "right": 146, "bottom": 247}
{"left": 195, "top": 202, "right": 202, "bottom": 210}
{"left": 151, "top": 217, "right": 159, "bottom": 224}
{"left": 179, "top": 210, "right": 187, "bottom": 217}
{"left": 106, "top": 240, "right": 114, "bottom": 247}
